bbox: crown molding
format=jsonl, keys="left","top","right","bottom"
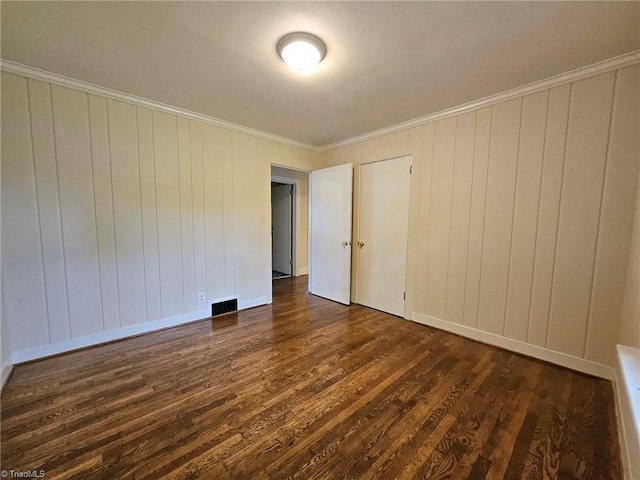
{"left": 0, "top": 59, "right": 322, "bottom": 153}
{"left": 320, "top": 49, "right": 640, "bottom": 152}
{"left": 3, "top": 50, "right": 639, "bottom": 154}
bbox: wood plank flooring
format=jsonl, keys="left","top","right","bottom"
{"left": 1, "top": 276, "right": 621, "bottom": 479}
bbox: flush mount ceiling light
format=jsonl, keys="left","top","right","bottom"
{"left": 277, "top": 32, "right": 326, "bottom": 74}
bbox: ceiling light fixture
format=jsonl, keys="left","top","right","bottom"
{"left": 277, "top": 32, "right": 326, "bottom": 74}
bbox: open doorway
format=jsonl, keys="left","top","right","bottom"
{"left": 271, "top": 166, "right": 309, "bottom": 280}
{"left": 271, "top": 181, "right": 294, "bottom": 278}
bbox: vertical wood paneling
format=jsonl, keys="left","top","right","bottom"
{"left": 88, "top": 95, "right": 120, "bottom": 331}
{"left": 424, "top": 117, "right": 457, "bottom": 319}
{"left": 258, "top": 139, "right": 273, "bottom": 301}
{"left": 137, "top": 107, "right": 162, "bottom": 322}
{"left": 527, "top": 85, "right": 570, "bottom": 346}
{"left": 585, "top": 66, "right": 640, "bottom": 364}
{"left": 51, "top": 85, "right": 103, "bottom": 338}
{"left": 28, "top": 79, "right": 71, "bottom": 341}
{"left": 232, "top": 132, "right": 251, "bottom": 301}
{"left": 152, "top": 111, "right": 184, "bottom": 318}
{"left": 1, "top": 73, "right": 49, "bottom": 350}
{"left": 272, "top": 141, "right": 292, "bottom": 168}
{"left": 190, "top": 120, "right": 207, "bottom": 308}
{"left": 547, "top": 72, "right": 615, "bottom": 357}
{"left": 249, "top": 135, "right": 261, "bottom": 299}
{"left": 463, "top": 106, "right": 492, "bottom": 327}
{"left": 376, "top": 130, "right": 409, "bottom": 161}
{"left": 202, "top": 124, "right": 226, "bottom": 299}
{"left": 2, "top": 66, "right": 638, "bottom": 368}
{"left": 107, "top": 99, "right": 146, "bottom": 327}
{"left": 445, "top": 111, "right": 476, "bottom": 324}
{"left": 404, "top": 126, "right": 425, "bottom": 318}
{"left": 177, "top": 117, "right": 195, "bottom": 313}
{"left": 477, "top": 98, "right": 522, "bottom": 335}
{"left": 3, "top": 73, "right": 323, "bottom": 357}
{"left": 222, "top": 129, "right": 236, "bottom": 296}
{"left": 324, "top": 148, "right": 339, "bottom": 167}
{"left": 360, "top": 138, "right": 376, "bottom": 164}
{"left": 413, "top": 123, "right": 435, "bottom": 315}
{"left": 504, "top": 91, "right": 549, "bottom": 341}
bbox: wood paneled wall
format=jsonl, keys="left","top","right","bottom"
{"left": 1, "top": 72, "right": 319, "bottom": 354}
{"left": 321, "top": 65, "right": 640, "bottom": 366}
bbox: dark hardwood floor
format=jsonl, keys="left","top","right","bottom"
{"left": 1, "top": 276, "right": 621, "bottom": 479}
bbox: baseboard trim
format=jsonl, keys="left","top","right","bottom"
{"left": 615, "top": 345, "right": 640, "bottom": 480}
{"left": 1, "top": 358, "right": 14, "bottom": 391}
{"left": 239, "top": 296, "right": 268, "bottom": 310}
{"left": 11, "top": 296, "right": 268, "bottom": 365}
{"left": 297, "top": 267, "right": 308, "bottom": 276}
{"left": 410, "top": 312, "right": 614, "bottom": 380}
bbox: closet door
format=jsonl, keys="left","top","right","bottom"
{"left": 309, "top": 164, "right": 353, "bottom": 305}
{"left": 357, "top": 156, "right": 412, "bottom": 316}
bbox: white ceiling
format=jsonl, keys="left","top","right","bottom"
{"left": 2, "top": 2, "right": 639, "bottom": 147}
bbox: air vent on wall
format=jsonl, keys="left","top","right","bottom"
{"left": 211, "top": 298, "right": 238, "bottom": 317}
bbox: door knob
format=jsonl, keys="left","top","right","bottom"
{"left": 342, "top": 240, "right": 351, "bottom": 247}
{"left": 358, "top": 241, "right": 365, "bottom": 248}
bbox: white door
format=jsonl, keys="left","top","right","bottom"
{"left": 357, "top": 156, "right": 411, "bottom": 317}
{"left": 272, "top": 184, "right": 293, "bottom": 275}
{"left": 309, "top": 164, "right": 353, "bottom": 305}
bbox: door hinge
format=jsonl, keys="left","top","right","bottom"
{"left": 409, "top": 165, "right": 413, "bottom": 174}
{"left": 290, "top": 185, "right": 294, "bottom": 194}
{"left": 290, "top": 259, "right": 293, "bottom": 265}
{"left": 403, "top": 292, "right": 406, "bottom": 300}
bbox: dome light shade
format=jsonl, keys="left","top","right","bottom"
{"left": 277, "top": 32, "right": 326, "bottom": 73}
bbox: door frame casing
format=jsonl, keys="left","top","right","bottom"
{"left": 271, "top": 173, "right": 298, "bottom": 276}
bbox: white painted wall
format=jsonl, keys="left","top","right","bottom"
{"left": 321, "top": 64, "right": 640, "bottom": 368}
{"left": 0, "top": 72, "right": 320, "bottom": 358}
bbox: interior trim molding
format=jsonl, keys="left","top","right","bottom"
{"left": 3, "top": 51, "right": 639, "bottom": 154}
{"left": 0, "top": 59, "right": 321, "bottom": 153}
{"left": 614, "top": 345, "right": 640, "bottom": 480}
{"left": 1, "top": 359, "right": 14, "bottom": 391}
{"left": 614, "top": 368, "right": 633, "bottom": 480}
{"left": 321, "top": 49, "right": 640, "bottom": 152}
{"left": 410, "top": 312, "right": 614, "bottom": 380}
{"left": 239, "top": 296, "right": 268, "bottom": 310}
{"left": 9, "top": 296, "right": 268, "bottom": 365}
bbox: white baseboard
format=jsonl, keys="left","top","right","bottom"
{"left": 10, "top": 296, "right": 268, "bottom": 365}
{"left": 615, "top": 345, "right": 640, "bottom": 480}
{"left": 239, "top": 296, "right": 268, "bottom": 310}
{"left": 297, "top": 267, "right": 308, "bottom": 276}
{"left": 1, "top": 357, "right": 14, "bottom": 390}
{"left": 410, "top": 312, "right": 614, "bottom": 380}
